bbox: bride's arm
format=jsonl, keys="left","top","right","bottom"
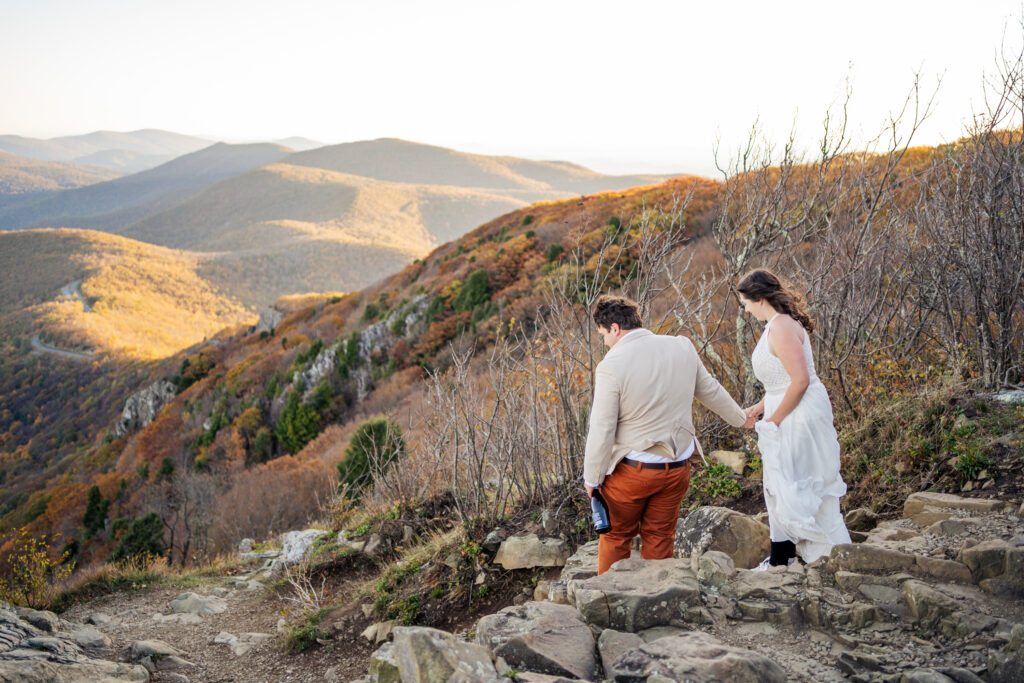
{"left": 764, "top": 317, "right": 810, "bottom": 426}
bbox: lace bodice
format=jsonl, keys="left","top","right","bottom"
{"left": 751, "top": 314, "right": 819, "bottom": 394}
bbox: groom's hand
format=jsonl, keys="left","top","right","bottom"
{"left": 585, "top": 484, "right": 595, "bottom": 499}
{"left": 743, "top": 414, "right": 757, "bottom": 429}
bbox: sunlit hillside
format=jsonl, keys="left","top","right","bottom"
{"left": 0, "top": 228, "right": 253, "bottom": 359}
{"left": 0, "top": 151, "right": 120, "bottom": 201}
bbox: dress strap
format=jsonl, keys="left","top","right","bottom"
{"left": 764, "top": 312, "right": 781, "bottom": 335}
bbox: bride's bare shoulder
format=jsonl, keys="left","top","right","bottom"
{"left": 770, "top": 314, "right": 804, "bottom": 340}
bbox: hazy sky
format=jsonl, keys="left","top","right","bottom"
{"left": 1, "top": 0, "right": 1021, "bottom": 175}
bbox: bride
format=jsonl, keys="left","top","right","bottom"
{"left": 738, "top": 269, "right": 851, "bottom": 567}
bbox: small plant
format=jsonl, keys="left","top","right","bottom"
{"left": 691, "top": 462, "right": 742, "bottom": 500}
{"left": 521, "top": 214, "right": 534, "bottom": 226}
{"left": 282, "top": 554, "right": 328, "bottom": 614}
{"left": 0, "top": 528, "right": 74, "bottom": 609}
{"left": 954, "top": 449, "right": 992, "bottom": 481}
{"left": 285, "top": 610, "right": 329, "bottom": 653}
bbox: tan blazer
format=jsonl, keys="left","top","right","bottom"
{"left": 583, "top": 329, "right": 746, "bottom": 486}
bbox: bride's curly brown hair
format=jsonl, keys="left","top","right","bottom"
{"left": 737, "top": 269, "right": 815, "bottom": 332}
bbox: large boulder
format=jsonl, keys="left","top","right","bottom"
{"left": 606, "top": 630, "right": 787, "bottom": 682}
{"left": 988, "top": 623, "right": 1024, "bottom": 683}
{"left": 958, "top": 539, "right": 1010, "bottom": 581}
{"left": 168, "top": 592, "right": 227, "bottom": 615}
{"left": 900, "top": 580, "right": 998, "bottom": 636}
{"left": 474, "top": 602, "right": 596, "bottom": 680}
{"left": 389, "top": 626, "right": 498, "bottom": 682}
{"left": 572, "top": 557, "right": 701, "bottom": 632}
{"left": 675, "top": 506, "right": 769, "bottom": 570}
{"left": 494, "top": 534, "right": 569, "bottom": 570}
{"left": 268, "top": 528, "right": 328, "bottom": 571}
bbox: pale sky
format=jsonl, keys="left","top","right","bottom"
{"left": 1, "top": 0, "right": 1021, "bottom": 175}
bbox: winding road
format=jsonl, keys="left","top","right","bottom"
{"left": 29, "top": 281, "right": 96, "bottom": 361}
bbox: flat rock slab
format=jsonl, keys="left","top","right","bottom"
{"left": 151, "top": 612, "right": 204, "bottom": 625}
{"left": 0, "top": 659, "right": 149, "bottom": 682}
{"left": 573, "top": 558, "right": 700, "bottom": 632}
{"left": 169, "top": 592, "right": 227, "bottom": 615}
{"left": 495, "top": 534, "right": 570, "bottom": 570}
{"left": 904, "top": 492, "right": 1008, "bottom": 517}
{"left": 475, "top": 601, "right": 596, "bottom": 680}
{"left": 212, "top": 631, "right": 273, "bottom": 656}
{"left": 560, "top": 540, "right": 599, "bottom": 583}
{"left": 608, "top": 630, "right": 787, "bottom": 682}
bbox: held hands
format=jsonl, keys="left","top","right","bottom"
{"left": 742, "top": 403, "right": 762, "bottom": 429}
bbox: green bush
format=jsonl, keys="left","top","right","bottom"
{"left": 108, "top": 513, "right": 165, "bottom": 564}
{"left": 545, "top": 244, "right": 564, "bottom": 262}
{"left": 453, "top": 269, "right": 490, "bottom": 313}
{"left": 361, "top": 302, "right": 380, "bottom": 322}
{"left": 521, "top": 214, "right": 534, "bottom": 226}
{"left": 337, "top": 417, "right": 406, "bottom": 498}
{"left": 158, "top": 457, "right": 174, "bottom": 479}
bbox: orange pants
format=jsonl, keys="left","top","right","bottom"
{"left": 597, "top": 459, "right": 690, "bottom": 574}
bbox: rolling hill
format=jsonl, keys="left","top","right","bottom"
{"left": 0, "top": 138, "right": 672, "bottom": 307}
{"left": 286, "top": 138, "right": 665, "bottom": 193}
{"left": 0, "top": 152, "right": 121, "bottom": 205}
{"left": 0, "top": 142, "right": 292, "bottom": 231}
{"left": 0, "top": 129, "right": 212, "bottom": 171}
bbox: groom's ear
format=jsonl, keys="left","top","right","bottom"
{"left": 610, "top": 323, "right": 621, "bottom": 335}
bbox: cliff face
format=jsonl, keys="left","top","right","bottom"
{"left": 114, "top": 380, "right": 176, "bottom": 438}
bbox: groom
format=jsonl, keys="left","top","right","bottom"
{"left": 584, "top": 294, "right": 750, "bottom": 574}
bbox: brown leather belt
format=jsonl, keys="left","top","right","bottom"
{"left": 621, "top": 458, "right": 688, "bottom": 470}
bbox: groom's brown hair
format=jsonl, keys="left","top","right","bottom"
{"left": 593, "top": 294, "right": 642, "bottom": 330}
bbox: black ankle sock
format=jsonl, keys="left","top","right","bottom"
{"left": 769, "top": 540, "right": 796, "bottom": 566}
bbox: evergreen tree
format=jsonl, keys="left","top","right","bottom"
{"left": 82, "top": 485, "right": 108, "bottom": 538}
{"left": 108, "top": 513, "right": 165, "bottom": 563}
{"left": 337, "top": 416, "right": 405, "bottom": 499}
{"left": 276, "top": 387, "right": 320, "bottom": 453}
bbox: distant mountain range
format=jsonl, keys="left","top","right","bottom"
{"left": 0, "top": 129, "right": 213, "bottom": 172}
{"left": 0, "top": 136, "right": 670, "bottom": 307}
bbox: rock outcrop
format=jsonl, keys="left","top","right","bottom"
{"left": 0, "top": 601, "right": 148, "bottom": 682}
{"left": 360, "top": 490, "right": 1024, "bottom": 682}
{"left": 114, "top": 379, "right": 176, "bottom": 437}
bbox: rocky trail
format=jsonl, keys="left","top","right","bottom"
{"left": 1, "top": 491, "right": 1022, "bottom": 682}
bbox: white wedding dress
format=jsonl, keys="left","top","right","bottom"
{"left": 752, "top": 314, "right": 851, "bottom": 562}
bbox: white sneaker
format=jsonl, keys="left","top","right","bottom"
{"left": 751, "top": 556, "right": 771, "bottom": 572}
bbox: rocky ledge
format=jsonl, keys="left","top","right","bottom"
{"left": 361, "top": 491, "right": 1024, "bottom": 682}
